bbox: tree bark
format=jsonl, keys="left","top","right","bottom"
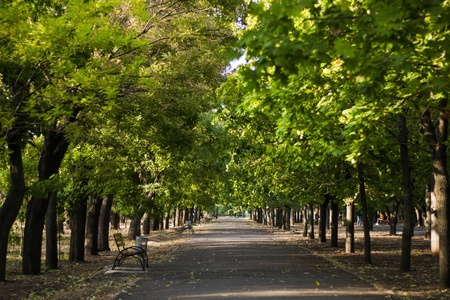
{"left": 303, "top": 207, "right": 308, "bottom": 237}
{"left": 23, "top": 129, "right": 69, "bottom": 275}
{"left": 69, "top": 196, "right": 87, "bottom": 262}
{"left": 276, "top": 208, "right": 282, "bottom": 229}
{"left": 0, "top": 137, "right": 26, "bottom": 281}
{"left": 319, "top": 195, "right": 331, "bottom": 243}
{"left": 85, "top": 194, "right": 103, "bottom": 256}
{"left": 387, "top": 198, "right": 399, "bottom": 236}
{"left": 308, "top": 204, "right": 315, "bottom": 239}
{"left": 424, "top": 183, "right": 432, "bottom": 240}
{"left": 422, "top": 102, "right": 450, "bottom": 287}
{"left": 261, "top": 207, "right": 267, "bottom": 225}
{"left": 45, "top": 192, "right": 58, "bottom": 269}
{"left": 152, "top": 216, "right": 159, "bottom": 231}
{"left": 184, "top": 208, "right": 189, "bottom": 223}
{"left": 283, "top": 208, "right": 290, "bottom": 231}
{"left": 165, "top": 209, "right": 171, "bottom": 229}
{"left": 431, "top": 184, "right": 440, "bottom": 255}
{"left": 174, "top": 208, "right": 180, "bottom": 227}
{"left": 399, "top": 112, "right": 414, "bottom": 271}
{"left": 110, "top": 209, "right": 120, "bottom": 230}
{"left": 98, "top": 195, "right": 113, "bottom": 252}
{"left": 342, "top": 205, "right": 347, "bottom": 226}
{"left": 128, "top": 212, "right": 143, "bottom": 240}
{"left": 330, "top": 198, "right": 339, "bottom": 247}
{"left": 143, "top": 213, "right": 151, "bottom": 235}
{"left": 314, "top": 206, "right": 319, "bottom": 225}
{"left": 345, "top": 201, "right": 355, "bottom": 253}
{"left": 357, "top": 163, "right": 371, "bottom": 264}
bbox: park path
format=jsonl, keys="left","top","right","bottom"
{"left": 114, "top": 218, "right": 395, "bottom": 300}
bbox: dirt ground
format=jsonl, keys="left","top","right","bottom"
{"left": 0, "top": 228, "right": 187, "bottom": 300}
{"left": 276, "top": 223, "right": 447, "bottom": 300}
{"left": 0, "top": 222, "right": 448, "bottom": 300}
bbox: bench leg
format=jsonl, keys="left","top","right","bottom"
{"left": 112, "top": 250, "right": 148, "bottom": 271}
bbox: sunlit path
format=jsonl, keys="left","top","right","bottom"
{"left": 114, "top": 218, "right": 394, "bottom": 300}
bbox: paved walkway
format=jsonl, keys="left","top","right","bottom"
{"left": 113, "top": 218, "right": 395, "bottom": 299}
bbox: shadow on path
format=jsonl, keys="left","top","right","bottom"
{"left": 113, "top": 217, "right": 398, "bottom": 300}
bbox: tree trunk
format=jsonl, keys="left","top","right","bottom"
{"left": 45, "top": 192, "right": 58, "bottom": 269}
{"left": 308, "top": 204, "right": 314, "bottom": 239}
{"left": 128, "top": 214, "right": 142, "bottom": 240}
{"left": 152, "top": 216, "right": 159, "bottom": 231}
{"left": 0, "top": 137, "right": 26, "bottom": 281}
{"left": 23, "top": 129, "right": 69, "bottom": 275}
{"left": 85, "top": 194, "right": 103, "bottom": 256}
{"left": 314, "top": 206, "right": 319, "bottom": 225}
{"left": 268, "top": 207, "right": 274, "bottom": 232}
{"left": 431, "top": 190, "right": 439, "bottom": 255}
{"left": 428, "top": 172, "right": 439, "bottom": 256}
{"left": 174, "top": 208, "right": 180, "bottom": 227}
{"left": 345, "top": 201, "right": 355, "bottom": 253}
{"left": 110, "top": 209, "right": 120, "bottom": 230}
{"left": 331, "top": 198, "right": 339, "bottom": 247}
{"left": 286, "top": 208, "right": 291, "bottom": 230}
{"left": 424, "top": 184, "right": 431, "bottom": 240}
{"left": 276, "top": 208, "right": 282, "bottom": 229}
{"left": 425, "top": 183, "right": 432, "bottom": 240}
{"left": 149, "top": 216, "right": 154, "bottom": 231}
{"left": 319, "top": 195, "right": 331, "bottom": 243}
{"left": 69, "top": 197, "right": 87, "bottom": 262}
{"left": 358, "top": 163, "right": 371, "bottom": 264}
{"left": 424, "top": 189, "right": 431, "bottom": 240}
{"left": 303, "top": 207, "right": 308, "bottom": 237}
{"left": 422, "top": 103, "right": 450, "bottom": 287}
{"left": 165, "top": 209, "right": 171, "bottom": 229}
{"left": 342, "top": 205, "right": 347, "bottom": 226}
{"left": 398, "top": 112, "right": 414, "bottom": 271}
{"left": 416, "top": 208, "right": 424, "bottom": 227}
{"left": 143, "top": 213, "right": 151, "bottom": 235}
{"left": 98, "top": 195, "right": 113, "bottom": 252}
{"left": 184, "top": 208, "right": 189, "bottom": 223}
{"left": 326, "top": 206, "right": 330, "bottom": 230}
{"left": 387, "top": 198, "right": 399, "bottom": 236}
{"left": 283, "top": 208, "right": 290, "bottom": 231}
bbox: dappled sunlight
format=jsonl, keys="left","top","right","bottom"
{"left": 178, "top": 288, "right": 388, "bottom": 299}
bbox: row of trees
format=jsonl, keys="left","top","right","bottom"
{"left": 217, "top": 0, "right": 450, "bottom": 288}
{"left": 2, "top": 0, "right": 450, "bottom": 291}
{"left": 0, "top": 0, "right": 244, "bottom": 282}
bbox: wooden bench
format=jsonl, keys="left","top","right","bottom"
{"left": 182, "top": 220, "right": 194, "bottom": 234}
{"left": 198, "top": 217, "right": 211, "bottom": 226}
{"left": 112, "top": 233, "right": 149, "bottom": 271}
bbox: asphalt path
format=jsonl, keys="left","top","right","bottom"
{"left": 113, "top": 218, "right": 395, "bottom": 300}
